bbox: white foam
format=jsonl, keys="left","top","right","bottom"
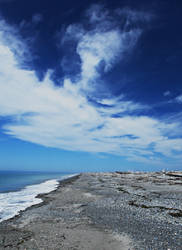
{"left": 0, "top": 174, "right": 77, "bottom": 222}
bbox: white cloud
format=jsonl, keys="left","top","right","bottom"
{"left": 63, "top": 6, "right": 142, "bottom": 91}
{"left": 77, "top": 30, "right": 123, "bottom": 82}
{"left": 78, "top": 29, "right": 141, "bottom": 79}
{"left": 0, "top": 18, "right": 33, "bottom": 67}
{"left": 154, "top": 138, "right": 182, "bottom": 157}
{"left": 0, "top": 6, "right": 182, "bottom": 167}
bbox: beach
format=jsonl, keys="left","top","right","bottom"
{"left": 0, "top": 172, "right": 181, "bottom": 249}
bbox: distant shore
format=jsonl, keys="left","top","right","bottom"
{"left": 0, "top": 172, "right": 181, "bottom": 249}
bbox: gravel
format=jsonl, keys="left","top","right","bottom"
{"left": 0, "top": 172, "right": 181, "bottom": 249}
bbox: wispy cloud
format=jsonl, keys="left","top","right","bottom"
{"left": 0, "top": 5, "right": 182, "bottom": 167}
{"left": 61, "top": 5, "right": 143, "bottom": 101}
{"left": 167, "top": 94, "right": 182, "bottom": 105}
{"left": 0, "top": 18, "right": 34, "bottom": 68}
{"left": 32, "top": 13, "right": 43, "bottom": 24}
{"left": 163, "top": 90, "right": 171, "bottom": 97}
{"left": 175, "top": 95, "right": 182, "bottom": 103}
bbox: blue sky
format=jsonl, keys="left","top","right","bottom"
{"left": 0, "top": 0, "right": 182, "bottom": 172}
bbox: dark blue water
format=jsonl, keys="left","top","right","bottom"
{"left": 0, "top": 170, "right": 73, "bottom": 193}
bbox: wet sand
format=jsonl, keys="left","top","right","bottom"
{"left": 0, "top": 172, "right": 182, "bottom": 249}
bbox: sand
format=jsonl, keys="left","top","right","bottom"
{"left": 0, "top": 172, "right": 182, "bottom": 249}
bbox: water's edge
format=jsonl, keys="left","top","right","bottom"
{"left": 0, "top": 173, "right": 79, "bottom": 223}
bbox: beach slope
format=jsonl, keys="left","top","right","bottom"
{"left": 0, "top": 172, "right": 181, "bottom": 249}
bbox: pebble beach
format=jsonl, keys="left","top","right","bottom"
{"left": 0, "top": 172, "right": 182, "bottom": 249}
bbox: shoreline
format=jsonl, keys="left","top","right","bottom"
{"left": 18, "top": 174, "right": 81, "bottom": 221}
{"left": 0, "top": 172, "right": 181, "bottom": 249}
{"left": 0, "top": 173, "right": 80, "bottom": 223}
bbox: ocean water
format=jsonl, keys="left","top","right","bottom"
{"left": 0, "top": 171, "right": 76, "bottom": 222}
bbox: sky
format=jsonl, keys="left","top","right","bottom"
{"left": 0, "top": 0, "right": 182, "bottom": 172}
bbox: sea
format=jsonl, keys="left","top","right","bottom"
{"left": 0, "top": 170, "right": 77, "bottom": 222}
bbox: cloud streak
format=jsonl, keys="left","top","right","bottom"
{"left": 0, "top": 5, "right": 182, "bottom": 167}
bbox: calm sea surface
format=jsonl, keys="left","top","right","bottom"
{"left": 0, "top": 170, "right": 74, "bottom": 193}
